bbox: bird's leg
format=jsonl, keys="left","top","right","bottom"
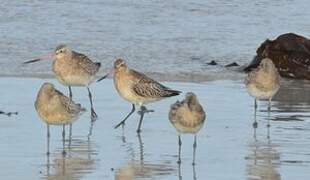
{"left": 46, "top": 124, "right": 50, "bottom": 156}
{"left": 253, "top": 107, "right": 258, "bottom": 139}
{"left": 193, "top": 163, "right": 197, "bottom": 180}
{"left": 267, "top": 99, "right": 271, "bottom": 139}
{"left": 192, "top": 135, "right": 197, "bottom": 166}
{"left": 178, "top": 161, "right": 182, "bottom": 180}
{"left": 68, "top": 86, "right": 73, "bottom": 100}
{"left": 69, "top": 124, "right": 72, "bottom": 149}
{"left": 136, "top": 106, "right": 148, "bottom": 133}
{"left": 87, "top": 87, "right": 98, "bottom": 122}
{"left": 62, "top": 125, "right": 66, "bottom": 156}
{"left": 114, "top": 104, "right": 135, "bottom": 129}
{"left": 177, "top": 135, "right": 182, "bottom": 164}
{"left": 253, "top": 99, "right": 258, "bottom": 128}
{"left": 267, "top": 98, "right": 271, "bottom": 112}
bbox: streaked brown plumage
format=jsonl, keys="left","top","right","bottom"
{"left": 35, "top": 82, "right": 86, "bottom": 155}
{"left": 24, "top": 44, "right": 105, "bottom": 127}
{"left": 52, "top": 44, "right": 101, "bottom": 123}
{"left": 245, "top": 58, "right": 280, "bottom": 128}
{"left": 113, "top": 58, "right": 181, "bottom": 133}
{"left": 169, "top": 92, "right": 205, "bottom": 165}
{"left": 53, "top": 45, "right": 101, "bottom": 87}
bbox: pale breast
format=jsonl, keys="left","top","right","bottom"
{"left": 169, "top": 106, "right": 205, "bottom": 134}
{"left": 53, "top": 59, "right": 93, "bottom": 86}
{"left": 114, "top": 71, "right": 158, "bottom": 105}
{"left": 35, "top": 94, "right": 77, "bottom": 125}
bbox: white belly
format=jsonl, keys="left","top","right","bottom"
{"left": 55, "top": 73, "right": 94, "bottom": 87}
{"left": 247, "top": 84, "right": 279, "bottom": 100}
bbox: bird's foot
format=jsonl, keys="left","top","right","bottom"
{"left": 137, "top": 108, "right": 154, "bottom": 115}
{"left": 177, "top": 160, "right": 181, "bottom": 164}
{"left": 136, "top": 129, "right": 142, "bottom": 133}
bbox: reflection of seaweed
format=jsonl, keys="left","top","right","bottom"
{"left": 42, "top": 138, "right": 98, "bottom": 180}
{"left": 115, "top": 134, "right": 175, "bottom": 180}
{"left": 271, "top": 80, "right": 310, "bottom": 122}
{"left": 0, "top": 110, "right": 18, "bottom": 116}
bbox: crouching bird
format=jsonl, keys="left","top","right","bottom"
{"left": 35, "top": 82, "right": 86, "bottom": 155}
{"left": 245, "top": 58, "right": 280, "bottom": 128}
{"left": 169, "top": 92, "right": 206, "bottom": 165}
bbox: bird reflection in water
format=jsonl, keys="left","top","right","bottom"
{"left": 247, "top": 123, "right": 281, "bottom": 180}
{"left": 252, "top": 98, "right": 271, "bottom": 140}
{"left": 177, "top": 161, "right": 197, "bottom": 180}
{"left": 115, "top": 133, "right": 175, "bottom": 180}
{"left": 42, "top": 138, "right": 98, "bottom": 180}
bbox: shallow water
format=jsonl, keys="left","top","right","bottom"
{"left": 0, "top": 77, "right": 309, "bottom": 179}
{"left": 1, "top": 0, "right": 310, "bottom": 81}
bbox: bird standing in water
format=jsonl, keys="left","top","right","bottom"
{"left": 169, "top": 92, "right": 206, "bottom": 165}
{"left": 113, "top": 58, "right": 181, "bottom": 133}
{"left": 25, "top": 45, "right": 107, "bottom": 135}
{"left": 35, "top": 83, "right": 86, "bottom": 155}
{"left": 245, "top": 58, "right": 280, "bottom": 127}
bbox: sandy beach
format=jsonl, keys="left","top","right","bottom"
{"left": 0, "top": 77, "right": 309, "bottom": 180}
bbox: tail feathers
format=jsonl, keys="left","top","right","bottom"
{"left": 77, "top": 104, "right": 87, "bottom": 113}
{"left": 164, "top": 89, "right": 182, "bottom": 97}
{"left": 95, "top": 62, "right": 101, "bottom": 68}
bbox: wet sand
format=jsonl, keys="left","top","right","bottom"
{"left": 0, "top": 77, "right": 309, "bottom": 180}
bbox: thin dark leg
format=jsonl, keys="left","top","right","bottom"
{"left": 177, "top": 135, "right": 182, "bottom": 164}
{"left": 47, "top": 124, "right": 50, "bottom": 156}
{"left": 137, "top": 133, "right": 144, "bottom": 165}
{"left": 192, "top": 135, "right": 197, "bottom": 166}
{"left": 114, "top": 104, "right": 135, "bottom": 129}
{"left": 87, "top": 87, "right": 98, "bottom": 122}
{"left": 253, "top": 99, "right": 258, "bottom": 129}
{"left": 178, "top": 162, "right": 182, "bottom": 180}
{"left": 136, "top": 106, "right": 147, "bottom": 133}
{"left": 267, "top": 99, "right": 271, "bottom": 139}
{"left": 193, "top": 163, "right": 197, "bottom": 180}
{"left": 69, "top": 124, "right": 72, "bottom": 149}
{"left": 62, "top": 125, "right": 66, "bottom": 156}
{"left": 68, "top": 86, "right": 72, "bottom": 99}
{"left": 267, "top": 98, "right": 271, "bottom": 112}
{"left": 253, "top": 107, "right": 257, "bottom": 139}
{"left": 46, "top": 151, "right": 50, "bottom": 176}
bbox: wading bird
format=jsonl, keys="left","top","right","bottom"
{"left": 169, "top": 92, "right": 206, "bottom": 165}
{"left": 35, "top": 82, "right": 85, "bottom": 155}
{"left": 245, "top": 58, "right": 280, "bottom": 127}
{"left": 113, "top": 58, "right": 181, "bottom": 133}
{"left": 24, "top": 45, "right": 107, "bottom": 135}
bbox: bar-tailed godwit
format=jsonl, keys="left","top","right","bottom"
{"left": 24, "top": 44, "right": 107, "bottom": 136}
{"left": 169, "top": 92, "right": 206, "bottom": 165}
{"left": 113, "top": 58, "right": 181, "bottom": 133}
{"left": 245, "top": 58, "right": 280, "bottom": 127}
{"left": 35, "top": 82, "right": 86, "bottom": 155}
